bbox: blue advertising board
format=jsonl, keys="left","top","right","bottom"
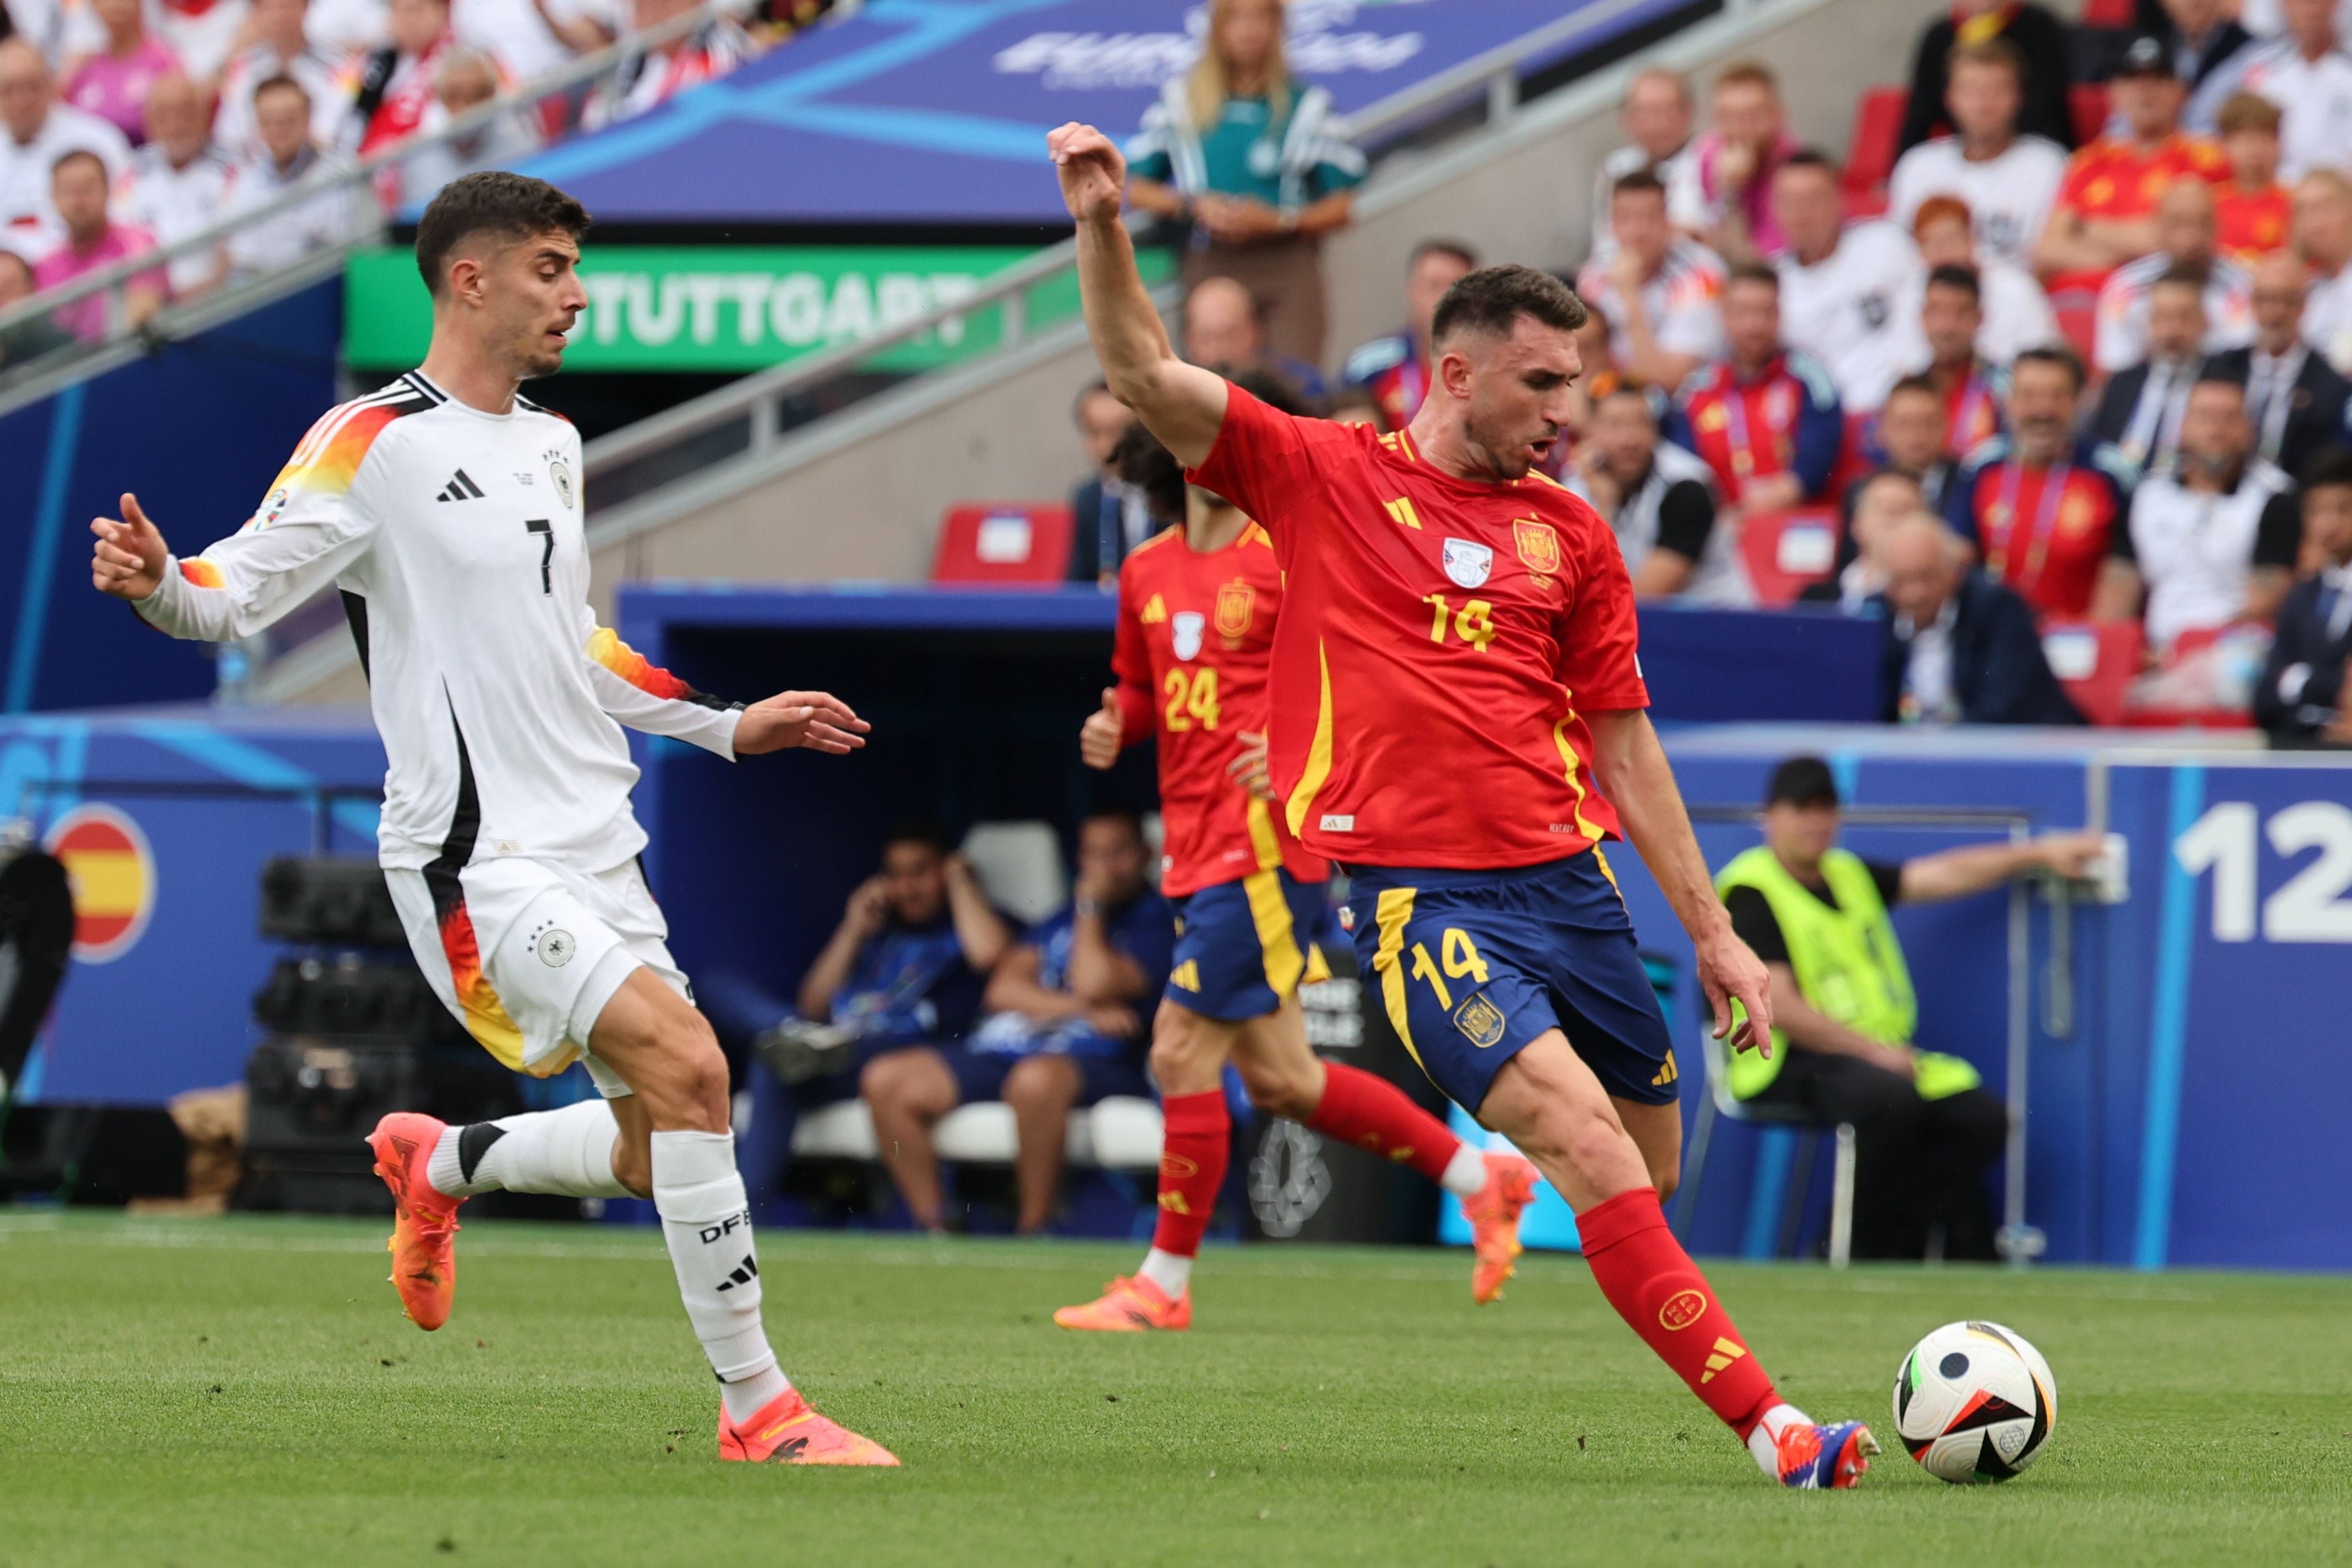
{"left": 528, "top": 0, "right": 1692, "bottom": 225}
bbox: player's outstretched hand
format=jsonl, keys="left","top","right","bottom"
{"left": 1048, "top": 122, "right": 1126, "bottom": 225}
{"left": 1227, "top": 730, "right": 1275, "bottom": 801}
{"left": 735, "top": 691, "right": 870, "bottom": 756}
{"left": 91, "top": 492, "right": 169, "bottom": 601}
{"left": 1695, "top": 922, "right": 1773, "bottom": 1059}
{"left": 1079, "top": 687, "right": 1123, "bottom": 770}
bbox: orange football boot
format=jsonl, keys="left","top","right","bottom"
{"left": 718, "top": 1388, "right": 901, "bottom": 1466}
{"left": 1052, "top": 1273, "right": 1191, "bottom": 1331}
{"left": 367, "top": 1111, "right": 464, "bottom": 1331}
{"left": 1462, "top": 1151, "right": 1540, "bottom": 1305}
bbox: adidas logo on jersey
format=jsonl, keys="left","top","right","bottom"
{"left": 436, "top": 469, "right": 485, "bottom": 503}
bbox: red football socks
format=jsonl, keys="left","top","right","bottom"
{"left": 1307, "top": 1061, "right": 1461, "bottom": 1185}
{"left": 1148, "top": 1090, "right": 1230, "bottom": 1259}
{"left": 1577, "top": 1186, "right": 1779, "bottom": 1438}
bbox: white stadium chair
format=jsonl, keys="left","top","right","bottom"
{"left": 959, "top": 821, "right": 1066, "bottom": 924}
{"left": 787, "top": 1096, "right": 1163, "bottom": 1170}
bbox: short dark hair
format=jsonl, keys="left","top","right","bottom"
{"left": 1765, "top": 756, "right": 1839, "bottom": 810}
{"left": 1925, "top": 263, "right": 1981, "bottom": 304}
{"left": 1080, "top": 806, "right": 1146, "bottom": 842}
{"left": 2303, "top": 444, "right": 2352, "bottom": 491}
{"left": 2189, "top": 370, "right": 2246, "bottom": 399}
{"left": 1611, "top": 167, "right": 1667, "bottom": 202}
{"left": 1724, "top": 261, "right": 1780, "bottom": 293}
{"left": 2154, "top": 263, "right": 2209, "bottom": 296}
{"left": 48, "top": 147, "right": 105, "bottom": 184}
{"left": 1778, "top": 147, "right": 1839, "bottom": 181}
{"left": 1410, "top": 238, "right": 1479, "bottom": 273}
{"left": 1430, "top": 264, "right": 1587, "bottom": 347}
{"left": 881, "top": 816, "right": 953, "bottom": 857}
{"left": 414, "top": 171, "right": 591, "bottom": 297}
{"left": 1886, "top": 373, "right": 1942, "bottom": 404}
{"left": 253, "top": 71, "right": 311, "bottom": 109}
{"left": 2013, "top": 343, "right": 2085, "bottom": 393}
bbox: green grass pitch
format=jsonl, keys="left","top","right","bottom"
{"left": 4, "top": 1210, "right": 2349, "bottom": 1567}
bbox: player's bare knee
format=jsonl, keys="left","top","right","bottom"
{"left": 1235, "top": 1053, "right": 1319, "bottom": 1122}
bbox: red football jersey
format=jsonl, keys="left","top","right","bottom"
{"left": 1190, "top": 387, "right": 1649, "bottom": 871}
{"left": 1112, "top": 522, "right": 1328, "bottom": 898}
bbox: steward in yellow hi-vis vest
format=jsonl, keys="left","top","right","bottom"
{"left": 1711, "top": 757, "right": 2108, "bottom": 1260}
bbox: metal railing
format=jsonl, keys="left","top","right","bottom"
{"left": 0, "top": 0, "right": 776, "bottom": 401}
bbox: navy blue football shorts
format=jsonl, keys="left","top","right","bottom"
{"left": 1163, "top": 868, "right": 1336, "bottom": 1022}
{"left": 1342, "top": 850, "right": 1677, "bottom": 1114}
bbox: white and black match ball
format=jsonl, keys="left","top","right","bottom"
{"left": 1892, "top": 1320, "right": 2057, "bottom": 1483}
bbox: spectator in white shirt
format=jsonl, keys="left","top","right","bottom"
{"left": 2096, "top": 373, "right": 2302, "bottom": 646}
{"left": 214, "top": 0, "right": 349, "bottom": 159}
{"left": 1568, "top": 382, "right": 1753, "bottom": 605}
{"left": 2229, "top": 0, "right": 2352, "bottom": 180}
{"left": 580, "top": 0, "right": 754, "bottom": 132}
{"left": 1772, "top": 148, "right": 1921, "bottom": 414}
{"left": 1589, "top": 67, "right": 1701, "bottom": 253}
{"left": 0, "top": 36, "right": 131, "bottom": 244}
{"left": 1576, "top": 167, "right": 1725, "bottom": 390}
{"left": 453, "top": 0, "right": 614, "bottom": 95}
{"left": 1906, "top": 194, "right": 2058, "bottom": 369}
{"left": 223, "top": 72, "right": 354, "bottom": 276}
{"left": 2295, "top": 170, "right": 2352, "bottom": 372}
{"left": 398, "top": 44, "right": 539, "bottom": 208}
{"left": 1887, "top": 38, "right": 2067, "bottom": 272}
{"left": 117, "top": 70, "right": 229, "bottom": 296}
{"left": 304, "top": 0, "right": 392, "bottom": 58}
{"left": 2095, "top": 179, "right": 2254, "bottom": 373}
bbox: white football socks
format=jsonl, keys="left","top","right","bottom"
{"left": 1747, "top": 1401, "right": 1811, "bottom": 1475}
{"left": 650, "top": 1128, "right": 791, "bottom": 1424}
{"left": 1438, "top": 1144, "right": 1490, "bottom": 1198}
{"left": 1136, "top": 1246, "right": 1193, "bottom": 1298}
{"left": 426, "top": 1099, "right": 631, "bottom": 1199}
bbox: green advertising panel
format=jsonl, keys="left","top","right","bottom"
{"left": 342, "top": 244, "right": 1165, "bottom": 373}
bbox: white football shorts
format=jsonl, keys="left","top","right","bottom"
{"left": 386, "top": 855, "right": 690, "bottom": 1098}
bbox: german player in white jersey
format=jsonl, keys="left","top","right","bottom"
{"left": 89, "top": 173, "right": 897, "bottom": 1467}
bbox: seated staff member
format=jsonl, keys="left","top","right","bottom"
{"left": 1666, "top": 263, "right": 1845, "bottom": 513}
{"left": 1943, "top": 345, "right": 2134, "bottom": 619}
{"left": 709, "top": 820, "right": 1013, "bottom": 1214}
{"left": 1716, "top": 756, "right": 2101, "bottom": 1259}
{"left": 1569, "top": 383, "right": 1755, "bottom": 605}
{"left": 860, "top": 810, "right": 1172, "bottom": 1236}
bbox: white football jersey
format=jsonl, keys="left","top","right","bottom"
{"left": 1886, "top": 135, "right": 2067, "bottom": 270}
{"left": 1778, "top": 220, "right": 1923, "bottom": 414}
{"left": 132, "top": 371, "right": 741, "bottom": 874}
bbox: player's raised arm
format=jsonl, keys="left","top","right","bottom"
{"left": 1050, "top": 122, "right": 1229, "bottom": 468}
{"left": 1585, "top": 707, "right": 1773, "bottom": 1057}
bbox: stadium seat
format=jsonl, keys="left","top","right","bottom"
{"left": 1841, "top": 86, "right": 1909, "bottom": 218}
{"left": 2069, "top": 83, "right": 2111, "bottom": 148}
{"left": 2120, "top": 624, "right": 2259, "bottom": 729}
{"left": 1738, "top": 507, "right": 1841, "bottom": 606}
{"left": 2080, "top": 0, "right": 2135, "bottom": 29}
{"left": 787, "top": 1097, "right": 1163, "bottom": 1170}
{"left": 931, "top": 502, "right": 1075, "bottom": 584}
{"left": 2052, "top": 291, "right": 2099, "bottom": 362}
{"left": 959, "top": 821, "right": 1065, "bottom": 924}
{"left": 2041, "top": 618, "right": 2144, "bottom": 727}
{"left": 1673, "top": 1025, "right": 1856, "bottom": 1267}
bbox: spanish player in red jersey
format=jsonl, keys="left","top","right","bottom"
{"left": 1054, "top": 384, "right": 1539, "bottom": 1332}
{"left": 1049, "top": 121, "right": 1876, "bottom": 1488}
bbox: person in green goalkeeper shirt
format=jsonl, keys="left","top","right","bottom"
{"left": 1714, "top": 756, "right": 2103, "bottom": 1259}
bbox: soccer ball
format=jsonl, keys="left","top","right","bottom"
{"left": 1891, "top": 1320, "right": 2057, "bottom": 1483}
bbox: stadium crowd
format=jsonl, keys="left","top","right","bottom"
{"left": 1066, "top": 0, "right": 2352, "bottom": 743}
{"left": 0, "top": 0, "right": 830, "bottom": 347}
